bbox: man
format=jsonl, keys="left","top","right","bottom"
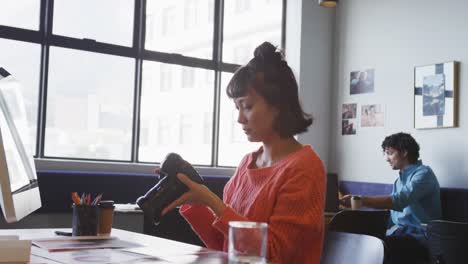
{"left": 340, "top": 132, "right": 441, "bottom": 263}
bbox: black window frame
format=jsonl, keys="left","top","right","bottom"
{"left": 0, "top": 0, "right": 286, "bottom": 168}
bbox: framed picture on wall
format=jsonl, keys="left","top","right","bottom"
{"left": 414, "top": 61, "right": 459, "bottom": 129}
{"left": 350, "top": 69, "right": 375, "bottom": 95}
{"left": 341, "top": 103, "right": 357, "bottom": 135}
{"left": 360, "top": 104, "right": 385, "bottom": 128}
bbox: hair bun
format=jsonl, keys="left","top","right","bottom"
{"left": 253, "top": 42, "right": 282, "bottom": 63}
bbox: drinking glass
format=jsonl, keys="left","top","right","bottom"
{"left": 228, "top": 221, "right": 268, "bottom": 264}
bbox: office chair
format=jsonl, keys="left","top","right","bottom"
{"left": 325, "top": 173, "right": 340, "bottom": 213}
{"left": 328, "top": 209, "right": 390, "bottom": 240}
{"left": 321, "top": 231, "right": 385, "bottom": 264}
{"left": 426, "top": 220, "right": 468, "bottom": 264}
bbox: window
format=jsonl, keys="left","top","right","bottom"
{"left": 0, "top": 39, "right": 41, "bottom": 154}
{"left": 233, "top": 44, "right": 251, "bottom": 65}
{"left": 146, "top": 1, "right": 213, "bottom": 59}
{"left": 179, "top": 114, "right": 193, "bottom": 144}
{"left": 0, "top": 1, "right": 40, "bottom": 30}
{"left": 208, "top": 0, "right": 215, "bottom": 24}
{"left": 223, "top": 0, "right": 282, "bottom": 65}
{"left": 234, "top": 0, "right": 251, "bottom": 13}
{"left": 139, "top": 62, "right": 214, "bottom": 165}
{"left": 160, "top": 7, "right": 176, "bottom": 37}
{"left": 0, "top": 0, "right": 284, "bottom": 168}
{"left": 157, "top": 118, "right": 171, "bottom": 146}
{"left": 159, "top": 64, "right": 172, "bottom": 92}
{"left": 145, "top": 14, "right": 157, "bottom": 47}
{"left": 184, "top": 0, "right": 198, "bottom": 29}
{"left": 203, "top": 112, "right": 213, "bottom": 144}
{"left": 181, "top": 67, "right": 195, "bottom": 88}
{"left": 230, "top": 109, "right": 246, "bottom": 143}
{"left": 53, "top": 0, "right": 134, "bottom": 46}
{"left": 45, "top": 47, "right": 134, "bottom": 160}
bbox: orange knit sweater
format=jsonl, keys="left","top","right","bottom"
{"left": 180, "top": 145, "right": 326, "bottom": 264}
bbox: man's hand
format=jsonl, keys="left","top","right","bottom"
{"left": 339, "top": 194, "right": 352, "bottom": 208}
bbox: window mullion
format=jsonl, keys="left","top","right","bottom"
{"left": 36, "top": 0, "right": 53, "bottom": 158}
{"left": 211, "top": 0, "right": 225, "bottom": 167}
{"left": 131, "top": 0, "right": 145, "bottom": 162}
{"left": 281, "top": 0, "right": 287, "bottom": 50}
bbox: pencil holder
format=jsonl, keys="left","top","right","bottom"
{"left": 72, "top": 204, "right": 99, "bottom": 236}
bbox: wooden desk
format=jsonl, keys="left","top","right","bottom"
{"left": 0, "top": 228, "right": 228, "bottom": 263}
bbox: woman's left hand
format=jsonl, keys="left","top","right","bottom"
{"left": 161, "top": 173, "right": 227, "bottom": 216}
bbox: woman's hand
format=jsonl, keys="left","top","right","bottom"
{"left": 161, "top": 173, "right": 227, "bottom": 216}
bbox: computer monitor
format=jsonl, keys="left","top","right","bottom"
{"left": 0, "top": 67, "right": 41, "bottom": 223}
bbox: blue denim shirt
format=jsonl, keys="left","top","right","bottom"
{"left": 387, "top": 161, "right": 442, "bottom": 238}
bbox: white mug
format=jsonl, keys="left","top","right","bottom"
{"left": 351, "top": 195, "right": 362, "bottom": 210}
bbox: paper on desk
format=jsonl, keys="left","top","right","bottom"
{"left": 32, "top": 237, "right": 142, "bottom": 252}
{"left": 114, "top": 203, "right": 141, "bottom": 212}
{"left": 32, "top": 248, "right": 162, "bottom": 264}
{"left": 122, "top": 241, "right": 203, "bottom": 258}
{"left": 122, "top": 246, "right": 227, "bottom": 263}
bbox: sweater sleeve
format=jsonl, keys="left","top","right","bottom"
{"left": 179, "top": 204, "right": 224, "bottom": 250}
{"left": 212, "top": 168, "right": 326, "bottom": 263}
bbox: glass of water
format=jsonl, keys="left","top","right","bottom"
{"left": 228, "top": 221, "right": 268, "bottom": 264}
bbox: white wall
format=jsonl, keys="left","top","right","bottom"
{"left": 330, "top": 0, "right": 468, "bottom": 188}
{"left": 289, "top": 0, "right": 335, "bottom": 169}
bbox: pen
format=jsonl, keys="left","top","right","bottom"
{"left": 54, "top": 230, "right": 72, "bottom": 236}
{"left": 92, "top": 194, "right": 103, "bottom": 206}
{"left": 71, "top": 192, "right": 81, "bottom": 205}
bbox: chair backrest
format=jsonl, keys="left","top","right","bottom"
{"left": 426, "top": 220, "right": 468, "bottom": 264}
{"left": 325, "top": 173, "right": 339, "bottom": 212}
{"left": 328, "top": 209, "right": 390, "bottom": 239}
{"left": 321, "top": 231, "right": 384, "bottom": 264}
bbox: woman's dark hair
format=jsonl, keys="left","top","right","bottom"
{"left": 226, "top": 42, "right": 313, "bottom": 138}
{"left": 381, "top": 132, "right": 420, "bottom": 163}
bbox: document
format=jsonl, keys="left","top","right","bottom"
{"left": 32, "top": 248, "right": 163, "bottom": 264}
{"left": 32, "top": 237, "right": 141, "bottom": 252}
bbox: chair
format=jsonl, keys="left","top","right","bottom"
{"left": 321, "top": 231, "right": 385, "bottom": 264}
{"left": 328, "top": 209, "right": 390, "bottom": 239}
{"left": 325, "top": 173, "right": 340, "bottom": 213}
{"left": 426, "top": 220, "right": 468, "bottom": 264}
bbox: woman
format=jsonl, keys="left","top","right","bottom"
{"left": 162, "top": 42, "right": 326, "bottom": 264}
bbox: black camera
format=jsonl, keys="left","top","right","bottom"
{"left": 136, "top": 153, "right": 203, "bottom": 225}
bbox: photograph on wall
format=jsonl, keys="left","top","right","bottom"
{"left": 342, "top": 119, "right": 357, "bottom": 135}
{"left": 341, "top": 103, "right": 357, "bottom": 135}
{"left": 360, "top": 104, "right": 385, "bottom": 127}
{"left": 342, "top": 103, "right": 357, "bottom": 119}
{"left": 414, "top": 61, "right": 459, "bottom": 129}
{"left": 350, "top": 69, "right": 375, "bottom": 95}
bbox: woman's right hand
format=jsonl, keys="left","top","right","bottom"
{"left": 160, "top": 173, "right": 227, "bottom": 217}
